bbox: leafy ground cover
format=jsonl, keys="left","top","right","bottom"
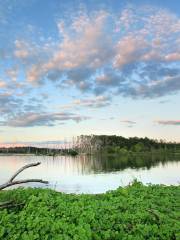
{"left": 0, "top": 182, "right": 179, "bottom": 240}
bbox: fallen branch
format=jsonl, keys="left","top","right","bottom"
{"left": 0, "top": 162, "right": 48, "bottom": 191}
{"left": 0, "top": 200, "right": 25, "bottom": 209}
{"left": 0, "top": 200, "right": 13, "bottom": 208}
{"left": 9, "top": 162, "right": 41, "bottom": 182}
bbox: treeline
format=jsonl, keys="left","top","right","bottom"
{"left": 1, "top": 136, "right": 180, "bottom": 155}
{"left": 76, "top": 135, "right": 180, "bottom": 154}
{"left": 0, "top": 146, "right": 78, "bottom": 156}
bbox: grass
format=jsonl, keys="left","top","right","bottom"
{"left": 0, "top": 181, "right": 179, "bottom": 240}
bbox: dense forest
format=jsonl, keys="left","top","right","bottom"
{"left": 75, "top": 135, "right": 180, "bottom": 154}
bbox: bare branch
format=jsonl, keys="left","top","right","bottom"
{"left": 9, "top": 162, "right": 41, "bottom": 182}
{"left": 0, "top": 162, "right": 48, "bottom": 191}
{"left": 0, "top": 179, "right": 48, "bottom": 190}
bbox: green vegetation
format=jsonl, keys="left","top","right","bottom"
{"left": 76, "top": 135, "right": 180, "bottom": 155}
{"left": 0, "top": 147, "right": 78, "bottom": 157}
{"left": 0, "top": 182, "right": 179, "bottom": 240}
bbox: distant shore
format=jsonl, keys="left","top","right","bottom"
{"left": 0, "top": 153, "right": 35, "bottom": 156}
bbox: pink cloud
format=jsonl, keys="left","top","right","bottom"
{"left": 0, "top": 80, "right": 7, "bottom": 88}
{"left": 165, "top": 53, "right": 180, "bottom": 61}
{"left": 10, "top": 6, "right": 180, "bottom": 98}
{"left": 113, "top": 35, "right": 149, "bottom": 68}
{"left": 113, "top": 7, "right": 180, "bottom": 68}
{"left": 14, "top": 40, "right": 30, "bottom": 59}
{"left": 26, "top": 11, "right": 112, "bottom": 83}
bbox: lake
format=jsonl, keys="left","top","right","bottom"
{"left": 0, "top": 153, "right": 180, "bottom": 193}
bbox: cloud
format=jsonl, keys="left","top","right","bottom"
{"left": 120, "top": 120, "right": 136, "bottom": 128}
{"left": 121, "top": 120, "right": 136, "bottom": 124}
{"left": 113, "top": 35, "right": 149, "bottom": 69}
{"left": 19, "top": 6, "right": 179, "bottom": 99}
{"left": 25, "top": 11, "right": 114, "bottom": 89}
{"left": 5, "top": 67, "right": 19, "bottom": 81}
{"left": 0, "top": 3, "right": 179, "bottom": 122}
{"left": 165, "top": 53, "right": 180, "bottom": 62}
{"left": 14, "top": 40, "right": 30, "bottom": 59}
{"left": 155, "top": 120, "right": 180, "bottom": 126}
{"left": 0, "top": 80, "right": 7, "bottom": 88}
{"left": 0, "top": 93, "right": 23, "bottom": 116}
{"left": 120, "top": 74, "right": 180, "bottom": 98}
{"left": 0, "top": 91, "right": 50, "bottom": 127}
{"left": 119, "top": 8, "right": 179, "bottom": 66}
{"left": 62, "top": 95, "right": 111, "bottom": 109}
{"left": 120, "top": 120, "right": 137, "bottom": 128}
{"left": 1, "top": 111, "right": 90, "bottom": 127}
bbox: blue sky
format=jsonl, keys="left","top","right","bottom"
{"left": 0, "top": 0, "right": 180, "bottom": 145}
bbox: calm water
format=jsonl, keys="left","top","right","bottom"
{"left": 0, "top": 153, "right": 180, "bottom": 193}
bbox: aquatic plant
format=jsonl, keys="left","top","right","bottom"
{"left": 0, "top": 182, "right": 179, "bottom": 239}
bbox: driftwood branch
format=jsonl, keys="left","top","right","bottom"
{"left": 0, "top": 162, "right": 48, "bottom": 191}
{"left": 9, "top": 162, "right": 41, "bottom": 182}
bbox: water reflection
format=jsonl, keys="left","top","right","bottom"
{"left": 49, "top": 153, "right": 180, "bottom": 174}
{"left": 0, "top": 153, "right": 180, "bottom": 193}
{"left": 89, "top": 153, "right": 180, "bottom": 172}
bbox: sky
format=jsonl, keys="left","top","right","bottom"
{"left": 0, "top": 0, "right": 180, "bottom": 145}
